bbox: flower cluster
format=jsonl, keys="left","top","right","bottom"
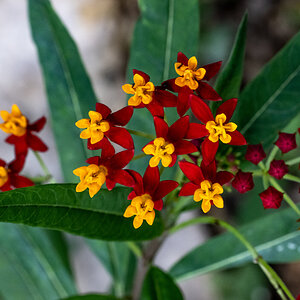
{"left": 0, "top": 104, "right": 48, "bottom": 191}
{"left": 74, "top": 52, "right": 248, "bottom": 229}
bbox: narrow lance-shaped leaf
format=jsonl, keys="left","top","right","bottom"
{"left": 170, "top": 204, "right": 300, "bottom": 281}
{"left": 28, "top": 0, "right": 98, "bottom": 182}
{"left": 0, "top": 185, "right": 164, "bottom": 241}
{"left": 234, "top": 30, "right": 300, "bottom": 147}
{"left": 0, "top": 224, "right": 76, "bottom": 300}
{"left": 141, "top": 266, "right": 184, "bottom": 300}
{"left": 62, "top": 295, "right": 121, "bottom": 300}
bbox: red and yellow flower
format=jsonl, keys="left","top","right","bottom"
{"left": 179, "top": 160, "right": 233, "bottom": 213}
{"left": 76, "top": 103, "right": 134, "bottom": 156}
{"left": 124, "top": 166, "right": 178, "bottom": 228}
{"left": 143, "top": 116, "right": 198, "bottom": 168}
{"left": 73, "top": 149, "right": 135, "bottom": 198}
{"left": 122, "top": 70, "right": 177, "bottom": 117}
{"left": 189, "top": 95, "right": 246, "bottom": 165}
{"left": 0, "top": 104, "right": 48, "bottom": 155}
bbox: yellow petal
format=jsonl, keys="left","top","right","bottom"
{"left": 145, "top": 82, "right": 155, "bottom": 92}
{"left": 122, "top": 84, "right": 135, "bottom": 94}
{"left": 188, "top": 56, "right": 198, "bottom": 70}
{"left": 128, "top": 95, "right": 141, "bottom": 106}
{"left": 201, "top": 200, "right": 211, "bottom": 213}
{"left": 149, "top": 156, "right": 160, "bottom": 167}
{"left": 90, "top": 130, "right": 104, "bottom": 144}
{"left": 215, "top": 113, "right": 227, "bottom": 124}
{"left": 161, "top": 154, "right": 172, "bottom": 167}
{"left": 80, "top": 128, "right": 91, "bottom": 139}
{"left": 123, "top": 205, "right": 137, "bottom": 218}
{"left": 0, "top": 111, "right": 10, "bottom": 121}
{"left": 133, "top": 216, "right": 144, "bottom": 229}
{"left": 175, "top": 62, "right": 186, "bottom": 76}
{"left": 175, "top": 77, "right": 186, "bottom": 87}
{"left": 88, "top": 183, "right": 100, "bottom": 198}
{"left": 187, "top": 79, "right": 199, "bottom": 90}
{"left": 212, "top": 183, "right": 223, "bottom": 194}
{"left": 145, "top": 211, "right": 155, "bottom": 226}
{"left": 76, "top": 181, "right": 88, "bottom": 193}
{"left": 194, "top": 68, "right": 206, "bottom": 80}
{"left": 99, "top": 121, "right": 110, "bottom": 132}
{"left": 89, "top": 111, "right": 102, "bottom": 123}
{"left": 220, "top": 134, "right": 231, "bottom": 144}
{"left": 76, "top": 118, "right": 90, "bottom": 128}
{"left": 143, "top": 144, "right": 156, "bottom": 155}
{"left": 141, "top": 94, "right": 152, "bottom": 105}
{"left": 213, "top": 195, "right": 224, "bottom": 208}
{"left": 133, "top": 74, "right": 145, "bottom": 87}
{"left": 11, "top": 104, "right": 22, "bottom": 117}
{"left": 165, "top": 143, "right": 175, "bottom": 154}
{"left": 225, "top": 122, "right": 237, "bottom": 132}
{"left": 73, "top": 166, "right": 87, "bottom": 177}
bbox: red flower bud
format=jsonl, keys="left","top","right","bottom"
{"left": 232, "top": 171, "right": 254, "bottom": 194}
{"left": 275, "top": 132, "right": 297, "bottom": 154}
{"left": 268, "top": 160, "right": 289, "bottom": 180}
{"left": 245, "top": 144, "right": 266, "bottom": 165}
{"left": 259, "top": 186, "right": 283, "bottom": 209}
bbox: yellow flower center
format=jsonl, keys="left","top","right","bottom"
{"left": 0, "top": 167, "right": 9, "bottom": 188}
{"left": 174, "top": 56, "right": 206, "bottom": 90}
{"left": 123, "top": 193, "right": 155, "bottom": 229}
{"left": 0, "top": 104, "right": 27, "bottom": 136}
{"left": 75, "top": 111, "right": 110, "bottom": 144}
{"left": 194, "top": 180, "right": 224, "bottom": 213}
{"left": 143, "top": 137, "right": 175, "bottom": 167}
{"left": 122, "top": 74, "right": 155, "bottom": 106}
{"left": 206, "top": 113, "right": 237, "bottom": 144}
{"left": 73, "top": 164, "right": 108, "bottom": 198}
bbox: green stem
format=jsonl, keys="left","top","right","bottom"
{"left": 159, "top": 165, "right": 165, "bottom": 176}
{"left": 285, "top": 156, "right": 300, "bottom": 166}
{"left": 33, "top": 151, "right": 55, "bottom": 183}
{"left": 266, "top": 146, "right": 279, "bottom": 169}
{"left": 258, "top": 161, "right": 267, "bottom": 171}
{"left": 28, "top": 175, "right": 52, "bottom": 184}
{"left": 132, "top": 153, "right": 146, "bottom": 161}
{"left": 268, "top": 177, "right": 300, "bottom": 216}
{"left": 252, "top": 170, "right": 263, "bottom": 177}
{"left": 126, "top": 242, "right": 142, "bottom": 258}
{"left": 169, "top": 217, "right": 294, "bottom": 300}
{"left": 283, "top": 174, "right": 300, "bottom": 183}
{"left": 127, "top": 129, "right": 155, "bottom": 140}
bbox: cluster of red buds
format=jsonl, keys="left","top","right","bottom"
{"left": 73, "top": 52, "right": 248, "bottom": 229}
{"left": 0, "top": 104, "right": 48, "bottom": 191}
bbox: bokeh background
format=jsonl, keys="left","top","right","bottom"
{"left": 0, "top": 0, "right": 299, "bottom": 299}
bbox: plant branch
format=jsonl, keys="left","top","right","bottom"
{"left": 33, "top": 151, "right": 55, "bottom": 183}
{"left": 127, "top": 129, "right": 155, "bottom": 140}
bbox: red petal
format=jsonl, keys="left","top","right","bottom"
{"left": 154, "top": 199, "right": 164, "bottom": 211}
{"left": 229, "top": 131, "right": 247, "bottom": 146}
{"left": 196, "top": 82, "right": 222, "bottom": 101}
{"left": 0, "top": 180, "right": 12, "bottom": 191}
{"left": 179, "top": 161, "right": 204, "bottom": 185}
{"left": 96, "top": 103, "right": 112, "bottom": 119}
{"left": 186, "top": 123, "right": 208, "bottom": 139}
{"left": 106, "top": 178, "right": 116, "bottom": 191}
{"left": 201, "top": 160, "right": 217, "bottom": 182}
{"left": 109, "top": 106, "right": 133, "bottom": 126}
{"left": 216, "top": 98, "right": 237, "bottom": 121}
{"left": 28, "top": 117, "right": 46, "bottom": 132}
{"left": 111, "top": 169, "right": 135, "bottom": 187}
{"left": 10, "top": 175, "right": 34, "bottom": 188}
{"left": 179, "top": 182, "right": 198, "bottom": 196}
{"left": 86, "top": 156, "right": 100, "bottom": 165}
{"left": 106, "top": 127, "right": 134, "bottom": 149}
{"left": 190, "top": 94, "right": 214, "bottom": 123}
{"left": 201, "top": 139, "right": 219, "bottom": 165}
{"left": 109, "top": 149, "right": 134, "bottom": 169}
{"left": 168, "top": 116, "right": 190, "bottom": 141}
{"left": 216, "top": 171, "right": 234, "bottom": 185}
{"left": 143, "top": 166, "right": 160, "bottom": 194}
{"left": 169, "top": 154, "right": 177, "bottom": 167}
{"left": 154, "top": 180, "right": 179, "bottom": 200}
{"left": 162, "top": 78, "right": 181, "bottom": 93}
{"left": 177, "top": 52, "right": 189, "bottom": 65}
{"left": 127, "top": 169, "right": 144, "bottom": 195}
{"left": 154, "top": 90, "right": 177, "bottom": 107}
{"left": 8, "top": 155, "right": 26, "bottom": 173}
{"left": 128, "top": 191, "right": 137, "bottom": 200}
{"left": 133, "top": 69, "right": 150, "bottom": 82}
{"left": 146, "top": 100, "right": 164, "bottom": 117}
{"left": 202, "top": 61, "right": 222, "bottom": 81}
{"left": 27, "top": 133, "right": 48, "bottom": 152}
{"left": 0, "top": 159, "right": 6, "bottom": 167}
{"left": 174, "top": 140, "right": 198, "bottom": 155}
{"left": 154, "top": 117, "right": 169, "bottom": 138}
{"left": 6, "top": 135, "right": 28, "bottom": 155}
{"left": 177, "top": 88, "right": 191, "bottom": 116}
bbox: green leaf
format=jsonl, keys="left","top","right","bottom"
{"left": 214, "top": 13, "right": 248, "bottom": 100}
{"left": 0, "top": 224, "right": 76, "bottom": 300}
{"left": 86, "top": 240, "right": 137, "bottom": 297}
{"left": 170, "top": 204, "right": 300, "bottom": 281}
{"left": 0, "top": 184, "right": 164, "bottom": 241}
{"left": 235, "top": 30, "right": 300, "bottom": 147}
{"left": 28, "top": 0, "right": 97, "bottom": 182}
{"left": 141, "top": 266, "right": 183, "bottom": 300}
{"left": 62, "top": 295, "right": 120, "bottom": 300}
{"left": 126, "top": 0, "right": 200, "bottom": 174}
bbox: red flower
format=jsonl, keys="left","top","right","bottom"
{"left": 179, "top": 160, "right": 233, "bottom": 213}
{"left": 275, "top": 132, "right": 297, "bottom": 154}
{"left": 245, "top": 144, "right": 266, "bottom": 165}
{"left": 124, "top": 166, "right": 178, "bottom": 228}
{"left": 232, "top": 171, "right": 254, "bottom": 194}
{"left": 259, "top": 186, "right": 283, "bottom": 209}
{"left": 76, "top": 103, "right": 134, "bottom": 157}
{"left": 0, "top": 155, "right": 34, "bottom": 191}
{"left": 296, "top": 295, "right": 300, "bottom": 300}
{"left": 162, "top": 52, "right": 222, "bottom": 116}
{"left": 122, "top": 70, "right": 177, "bottom": 117}
{"left": 268, "top": 160, "right": 289, "bottom": 180}
{"left": 73, "top": 149, "right": 135, "bottom": 197}
{"left": 143, "top": 116, "right": 199, "bottom": 168}
{"left": 189, "top": 95, "right": 246, "bottom": 165}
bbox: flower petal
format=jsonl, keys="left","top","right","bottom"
{"left": 179, "top": 182, "right": 199, "bottom": 196}
{"left": 179, "top": 160, "right": 204, "bottom": 185}
{"left": 186, "top": 123, "right": 208, "bottom": 139}
{"left": 168, "top": 116, "right": 190, "bottom": 141}
{"left": 174, "top": 140, "right": 198, "bottom": 155}
{"left": 202, "top": 61, "right": 222, "bottom": 81}
{"left": 86, "top": 156, "right": 100, "bottom": 165}
{"left": 143, "top": 166, "right": 160, "bottom": 194}
{"left": 146, "top": 100, "right": 164, "bottom": 117}
{"left": 133, "top": 69, "right": 150, "bottom": 82}
{"left": 110, "top": 149, "right": 134, "bottom": 169}
{"left": 109, "top": 106, "right": 133, "bottom": 126}
{"left": 201, "top": 138, "right": 219, "bottom": 165}
{"left": 8, "top": 154, "right": 26, "bottom": 173}
{"left": 28, "top": 117, "right": 46, "bottom": 132}
{"left": 6, "top": 135, "right": 28, "bottom": 155}
{"left": 111, "top": 169, "right": 135, "bottom": 187}
{"left": 154, "top": 117, "right": 168, "bottom": 138}
{"left": 161, "top": 78, "right": 181, "bottom": 93}
{"left": 190, "top": 94, "right": 214, "bottom": 123}
{"left": 87, "top": 137, "right": 115, "bottom": 158}
{"left": 95, "top": 103, "right": 112, "bottom": 119}
{"left": 196, "top": 82, "right": 222, "bottom": 101}
{"left": 154, "top": 199, "right": 164, "bottom": 211}
{"left": 216, "top": 98, "right": 238, "bottom": 121}
{"left": 177, "top": 52, "right": 189, "bottom": 65}
{"left": 27, "top": 132, "right": 48, "bottom": 152}
{"left": 154, "top": 90, "right": 177, "bottom": 107}
{"left": 106, "top": 178, "right": 116, "bottom": 191}
{"left": 127, "top": 170, "right": 144, "bottom": 195}
{"left": 200, "top": 159, "right": 217, "bottom": 182}
{"left": 106, "top": 127, "right": 134, "bottom": 149}
{"left": 228, "top": 131, "right": 247, "bottom": 146}
{"left": 10, "top": 174, "right": 34, "bottom": 188}
{"left": 216, "top": 171, "right": 234, "bottom": 186}
{"left": 154, "top": 180, "right": 179, "bottom": 200}
{"left": 177, "top": 88, "right": 191, "bottom": 116}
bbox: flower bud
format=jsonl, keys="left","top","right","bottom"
{"left": 232, "top": 171, "right": 254, "bottom": 194}
{"left": 268, "top": 160, "right": 288, "bottom": 180}
{"left": 245, "top": 144, "right": 266, "bottom": 165}
{"left": 259, "top": 186, "right": 283, "bottom": 209}
{"left": 275, "top": 132, "right": 297, "bottom": 154}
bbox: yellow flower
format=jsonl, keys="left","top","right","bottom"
{"left": 206, "top": 113, "right": 237, "bottom": 144}
{"left": 73, "top": 164, "right": 108, "bottom": 198}
{"left": 0, "top": 104, "right": 27, "bottom": 136}
{"left": 123, "top": 194, "right": 155, "bottom": 229}
{"left": 194, "top": 180, "right": 224, "bottom": 213}
{"left": 75, "top": 111, "right": 110, "bottom": 144}
{"left": 0, "top": 167, "right": 9, "bottom": 188}
{"left": 122, "top": 74, "right": 155, "bottom": 106}
{"left": 143, "top": 137, "right": 175, "bottom": 167}
{"left": 175, "top": 56, "right": 206, "bottom": 90}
